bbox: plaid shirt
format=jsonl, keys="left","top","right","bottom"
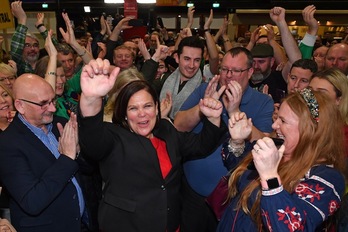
{"left": 39, "top": 29, "right": 59, "bottom": 46}
{"left": 10, "top": 24, "right": 35, "bottom": 76}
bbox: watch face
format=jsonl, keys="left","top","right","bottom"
{"left": 267, "top": 177, "right": 280, "bottom": 189}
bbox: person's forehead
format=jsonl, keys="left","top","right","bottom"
{"left": 0, "top": 72, "right": 12, "bottom": 77}
{"left": 181, "top": 46, "right": 202, "bottom": 56}
{"left": 57, "top": 52, "right": 74, "bottom": 60}
{"left": 253, "top": 56, "right": 270, "bottom": 60}
{"left": 222, "top": 53, "right": 247, "bottom": 65}
{"left": 290, "top": 67, "right": 313, "bottom": 77}
{"left": 25, "top": 37, "right": 38, "bottom": 43}
{"left": 314, "top": 46, "right": 328, "bottom": 54}
{"left": 115, "top": 48, "right": 132, "bottom": 55}
{"left": 328, "top": 45, "right": 348, "bottom": 55}
{"left": 124, "top": 41, "right": 136, "bottom": 47}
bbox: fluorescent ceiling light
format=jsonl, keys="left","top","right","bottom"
{"left": 84, "top": 6, "right": 91, "bottom": 12}
{"left": 212, "top": 3, "right": 220, "bottom": 8}
{"left": 137, "top": 0, "right": 156, "bottom": 3}
{"left": 187, "top": 3, "right": 194, "bottom": 7}
{"left": 104, "top": 0, "right": 124, "bottom": 3}
{"left": 42, "top": 3, "right": 48, "bottom": 8}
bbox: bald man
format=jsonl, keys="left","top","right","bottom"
{"left": 325, "top": 43, "right": 348, "bottom": 76}
{"left": 0, "top": 74, "right": 86, "bottom": 232}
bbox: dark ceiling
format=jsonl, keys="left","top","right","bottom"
{"left": 20, "top": 0, "right": 348, "bottom": 32}
{"left": 22, "top": 0, "right": 348, "bottom": 15}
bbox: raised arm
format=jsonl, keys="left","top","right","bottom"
{"left": 270, "top": 7, "right": 301, "bottom": 81}
{"left": 264, "top": 24, "right": 287, "bottom": 66}
{"left": 59, "top": 12, "right": 93, "bottom": 64}
{"left": 35, "top": 13, "right": 59, "bottom": 45}
{"left": 299, "top": 5, "right": 318, "bottom": 59}
{"left": 219, "top": 16, "right": 232, "bottom": 52}
{"left": 80, "top": 59, "right": 120, "bottom": 117}
{"left": 204, "top": 9, "right": 219, "bottom": 75}
{"left": 10, "top": 1, "right": 27, "bottom": 65}
{"left": 44, "top": 30, "right": 58, "bottom": 90}
{"left": 185, "top": 6, "right": 195, "bottom": 29}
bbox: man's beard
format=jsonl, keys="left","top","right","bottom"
{"left": 251, "top": 69, "right": 271, "bottom": 83}
{"left": 25, "top": 53, "right": 39, "bottom": 63}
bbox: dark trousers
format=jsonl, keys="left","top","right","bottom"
{"left": 180, "top": 176, "right": 218, "bottom": 232}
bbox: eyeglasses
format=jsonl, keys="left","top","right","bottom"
{"left": 19, "top": 98, "right": 57, "bottom": 110}
{"left": 220, "top": 67, "right": 250, "bottom": 76}
{"left": 24, "top": 43, "right": 39, "bottom": 49}
{"left": 0, "top": 76, "right": 15, "bottom": 82}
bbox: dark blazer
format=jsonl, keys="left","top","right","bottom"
{"left": 0, "top": 115, "right": 81, "bottom": 232}
{"left": 78, "top": 110, "right": 227, "bottom": 232}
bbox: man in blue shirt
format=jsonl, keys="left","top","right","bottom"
{"left": 174, "top": 47, "right": 274, "bottom": 231}
{"left": 0, "top": 74, "right": 85, "bottom": 232}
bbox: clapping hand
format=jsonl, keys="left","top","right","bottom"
{"left": 57, "top": 113, "right": 79, "bottom": 160}
{"left": 160, "top": 92, "right": 172, "bottom": 119}
{"left": 228, "top": 112, "right": 252, "bottom": 142}
{"left": 222, "top": 81, "right": 242, "bottom": 117}
{"left": 204, "top": 75, "right": 226, "bottom": 100}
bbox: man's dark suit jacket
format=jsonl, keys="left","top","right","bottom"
{"left": 79, "top": 109, "right": 227, "bottom": 232}
{"left": 0, "top": 114, "right": 81, "bottom": 232}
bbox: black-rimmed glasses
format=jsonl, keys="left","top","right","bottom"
{"left": 19, "top": 98, "right": 57, "bottom": 110}
{"left": 220, "top": 67, "right": 250, "bottom": 76}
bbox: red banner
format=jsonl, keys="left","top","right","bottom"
{"left": 124, "top": 0, "right": 138, "bottom": 19}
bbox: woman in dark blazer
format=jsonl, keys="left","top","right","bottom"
{"left": 78, "top": 59, "right": 227, "bottom": 232}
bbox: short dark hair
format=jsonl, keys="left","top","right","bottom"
{"left": 291, "top": 59, "right": 318, "bottom": 74}
{"left": 225, "top": 46, "right": 254, "bottom": 68}
{"left": 112, "top": 80, "right": 161, "bottom": 129}
{"left": 177, "top": 36, "right": 204, "bottom": 57}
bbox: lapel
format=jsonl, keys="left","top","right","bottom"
{"left": 136, "top": 135, "right": 164, "bottom": 180}
{"left": 11, "top": 115, "right": 58, "bottom": 162}
{"left": 153, "top": 122, "right": 178, "bottom": 182}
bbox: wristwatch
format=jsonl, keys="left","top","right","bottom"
{"left": 266, "top": 177, "right": 280, "bottom": 190}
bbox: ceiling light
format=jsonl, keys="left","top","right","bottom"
{"left": 84, "top": 6, "right": 91, "bottom": 12}
{"left": 212, "top": 2, "right": 220, "bottom": 8}
{"left": 42, "top": 3, "right": 48, "bottom": 8}
{"left": 187, "top": 2, "right": 194, "bottom": 7}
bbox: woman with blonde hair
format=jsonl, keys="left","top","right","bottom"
{"left": 309, "top": 68, "right": 348, "bottom": 125}
{"left": 310, "top": 68, "right": 348, "bottom": 160}
{"left": 103, "top": 68, "right": 144, "bottom": 122}
{"left": 0, "top": 82, "right": 15, "bottom": 132}
{"left": 0, "top": 63, "right": 16, "bottom": 91}
{"left": 218, "top": 89, "right": 346, "bottom": 231}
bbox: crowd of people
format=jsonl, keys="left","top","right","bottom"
{"left": 0, "top": 1, "right": 348, "bottom": 231}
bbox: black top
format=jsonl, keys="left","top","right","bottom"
{"left": 249, "top": 71, "right": 287, "bottom": 103}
